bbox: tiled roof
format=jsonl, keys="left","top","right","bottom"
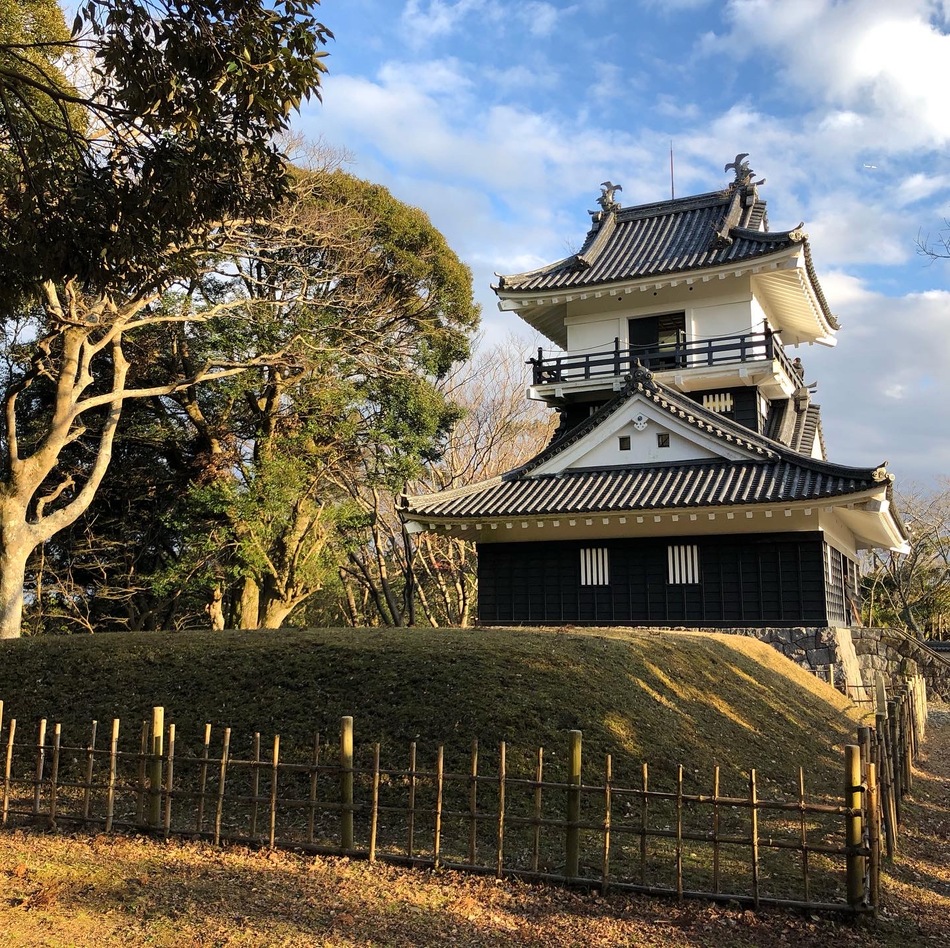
{"left": 496, "top": 189, "right": 788, "bottom": 292}
{"left": 494, "top": 183, "right": 838, "bottom": 332}
{"left": 403, "top": 460, "right": 883, "bottom": 520}
{"left": 402, "top": 370, "right": 891, "bottom": 521}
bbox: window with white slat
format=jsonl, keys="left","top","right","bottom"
{"left": 580, "top": 547, "right": 610, "bottom": 586}
{"left": 667, "top": 544, "right": 700, "bottom": 584}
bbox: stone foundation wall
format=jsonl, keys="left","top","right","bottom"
{"left": 719, "top": 627, "right": 862, "bottom": 689}
{"left": 713, "top": 625, "right": 950, "bottom": 701}
{"left": 850, "top": 626, "right": 950, "bottom": 701}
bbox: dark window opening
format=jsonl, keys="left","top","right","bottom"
{"left": 629, "top": 312, "right": 687, "bottom": 369}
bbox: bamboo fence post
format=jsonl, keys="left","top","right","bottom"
{"left": 250, "top": 732, "right": 261, "bottom": 839}
{"left": 889, "top": 701, "right": 904, "bottom": 830}
{"left": 640, "top": 762, "right": 649, "bottom": 885}
{"left": 340, "top": 717, "right": 354, "bottom": 853}
{"left": 531, "top": 746, "right": 543, "bottom": 873}
{"left": 712, "top": 766, "right": 720, "bottom": 894}
{"left": 82, "top": 720, "right": 98, "bottom": 822}
{"left": 148, "top": 707, "right": 164, "bottom": 830}
{"left": 875, "top": 671, "right": 888, "bottom": 715}
{"left": 32, "top": 718, "right": 46, "bottom": 817}
{"left": 749, "top": 769, "right": 760, "bottom": 910}
{"left": 798, "top": 767, "right": 810, "bottom": 902}
{"left": 905, "top": 680, "right": 919, "bottom": 759}
{"left": 867, "top": 761, "right": 881, "bottom": 916}
{"left": 896, "top": 695, "right": 906, "bottom": 791}
{"left": 675, "top": 764, "right": 684, "bottom": 901}
{"left": 901, "top": 696, "right": 914, "bottom": 792}
{"left": 104, "top": 719, "right": 119, "bottom": 833}
{"left": 845, "top": 744, "right": 865, "bottom": 910}
{"left": 307, "top": 733, "right": 320, "bottom": 845}
{"left": 369, "top": 743, "right": 380, "bottom": 863}
{"left": 407, "top": 741, "right": 417, "bottom": 858}
{"left": 566, "top": 730, "right": 582, "bottom": 880}
{"left": 268, "top": 735, "right": 280, "bottom": 850}
{"left": 496, "top": 740, "right": 506, "bottom": 879}
{"left": 48, "top": 723, "right": 61, "bottom": 828}
{"left": 468, "top": 738, "right": 479, "bottom": 865}
{"left": 195, "top": 724, "right": 212, "bottom": 834}
{"left": 876, "top": 712, "right": 897, "bottom": 860}
{"left": 135, "top": 720, "right": 148, "bottom": 827}
{"left": 887, "top": 700, "right": 901, "bottom": 801}
{"left": 434, "top": 745, "right": 444, "bottom": 868}
{"left": 213, "top": 727, "right": 231, "bottom": 846}
{"left": 602, "top": 754, "right": 612, "bottom": 895}
{"left": 857, "top": 725, "right": 872, "bottom": 772}
{"left": 164, "top": 723, "right": 176, "bottom": 838}
{"left": 914, "top": 676, "right": 925, "bottom": 746}
{"left": 2, "top": 718, "right": 16, "bottom": 826}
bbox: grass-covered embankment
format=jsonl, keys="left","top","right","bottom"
{"left": 0, "top": 625, "right": 864, "bottom": 794}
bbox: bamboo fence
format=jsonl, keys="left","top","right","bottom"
{"left": 0, "top": 673, "right": 927, "bottom": 916}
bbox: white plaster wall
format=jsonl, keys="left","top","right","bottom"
{"left": 690, "top": 300, "right": 755, "bottom": 339}
{"left": 567, "top": 420, "right": 720, "bottom": 468}
{"left": 566, "top": 316, "right": 624, "bottom": 352}
{"left": 560, "top": 278, "right": 757, "bottom": 357}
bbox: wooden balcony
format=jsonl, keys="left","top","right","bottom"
{"left": 527, "top": 330, "right": 800, "bottom": 392}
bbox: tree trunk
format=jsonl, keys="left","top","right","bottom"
{"left": 239, "top": 577, "right": 260, "bottom": 629}
{"left": 260, "top": 599, "right": 298, "bottom": 629}
{"left": 208, "top": 585, "right": 225, "bottom": 631}
{"left": 0, "top": 518, "right": 31, "bottom": 640}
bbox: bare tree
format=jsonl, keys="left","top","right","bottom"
{"left": 917, "top": 221, "right": 950, "bottom": 262}
{"left": 863, "top": 482, "right": 950, "bottom": 634}
{"left": 338, "top": 339, "right": 557, "bottom": 628}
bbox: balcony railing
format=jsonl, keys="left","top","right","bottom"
{"left": 527, "top": 330, "right": 800, "bottom": 388}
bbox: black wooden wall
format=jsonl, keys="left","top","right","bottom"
{"left": 477, "top": 532, "right": 842, "bottom": 627}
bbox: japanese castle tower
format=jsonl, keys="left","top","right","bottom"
{"left": 402, "top": 156, "right": 908, "bottom": 628}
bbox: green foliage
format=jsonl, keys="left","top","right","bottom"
{"left": 20, "top": 164, "right": 480, "bottom": 632}
{"left": 0, "top": 0, "right": 332, "bottom": 304}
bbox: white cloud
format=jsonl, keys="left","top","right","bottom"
{"left": 805, "top": 286, "right": 950, "bottom": 480}
{"left": 400, "top": 0, "right": 501, "bottom": 46}
{"left": 709, "top": 1, "right": 950, "bottom": 153}
{"left": 895, "top": 174, "right": 950, "bottom": 207}
{"left": 806, "top": 195, "right": 910, "bottom": 267}
{"left": 522, "top": 1, "right": 561, "bottom": 37}
{"left": 399, "top": 0, "right": 571, "bottom": 45}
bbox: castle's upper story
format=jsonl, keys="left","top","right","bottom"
{"left": 494, "top": 156, "right": 838, "bottom": 456}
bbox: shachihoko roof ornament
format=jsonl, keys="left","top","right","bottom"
{"left": 724, "top": 152, "right": 766, "bottom": 189}
{"left": 597, "top": 181, "right": 623, "bottom": 213}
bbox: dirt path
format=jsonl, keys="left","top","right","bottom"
{"left": 1, "top": 718, "right": 948, "bottom": 947}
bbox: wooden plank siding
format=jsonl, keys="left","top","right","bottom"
{"left": 477, "top": 532, "right": 841, "bottom": 628}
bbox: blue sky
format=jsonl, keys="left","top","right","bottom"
{"left": 297, "top": 0, "right": 950, "bottom": 488}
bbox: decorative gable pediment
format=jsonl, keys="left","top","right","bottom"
{"left": 530, "top": 395, "right": 731, "bottom": 476}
